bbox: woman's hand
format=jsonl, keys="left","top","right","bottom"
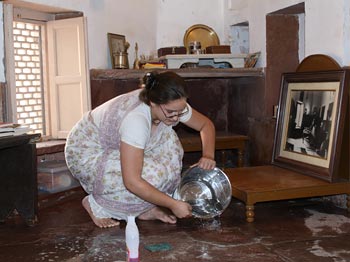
{"left": 192, "top": 156, "right": 216, "bottom": 170}
{"left": 170, "top": 200, "right": 192, "bottom": 218}
{"left": 182, "top": 108, "right": 216, "bottom": 170}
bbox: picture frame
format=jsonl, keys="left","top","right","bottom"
{"left": 244, "top": 52, "right": 260, "bottom": 68}
{"left": 272, "top": 70, "right": 349, "bottom": 182}
{"left": 107, "top": 33, "right": 126, "bottom": 68}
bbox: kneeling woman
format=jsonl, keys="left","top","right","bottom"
{"left": 65, "top": 71, "right": 216, "bottom": 228}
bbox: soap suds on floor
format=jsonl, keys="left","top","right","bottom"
{"left": 304, "top": 209, "right": 350, "bottom": 236}
{"left": 308, "top": 240, "right": 350, "bottom": 262}
{"left": 304, "top": 209, "right": 350, "bottom": 261}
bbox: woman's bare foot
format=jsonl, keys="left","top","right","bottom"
{"left": 82, "top": 196, "right": 120, "bottom": 228}
{"left": 138, "top": 207, "right": 177, "bottom": 224}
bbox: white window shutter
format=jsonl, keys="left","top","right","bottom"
{"left": 47, "top": 17, "right": 90, "bottom": 139}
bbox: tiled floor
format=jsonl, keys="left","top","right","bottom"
{"left": 1, "top": 192, "right": 350, "bottom": 262}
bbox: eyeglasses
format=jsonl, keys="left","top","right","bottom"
{"left": 159, "top": 105, "right": 189, "bottom": 119}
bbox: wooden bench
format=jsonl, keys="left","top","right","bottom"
{"left": 179, "top": 131, "right": 249, "bottom": 168}
{"left": 225, "top": 165, "right": 350, "bottom": 222}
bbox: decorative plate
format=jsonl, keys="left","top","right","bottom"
{"left": 183, "top": 24, "right": 220, "bottom": 52}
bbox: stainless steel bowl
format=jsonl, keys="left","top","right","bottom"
{"left": 173, "top": 166, "right": 232, "bottom": 219}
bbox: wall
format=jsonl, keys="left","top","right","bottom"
{"left": 0, "top": 4, "right": 4, "bottom": 82}
{"left": 156, "top": 0, "right": 224, "bottom": 49}
{"left": 2, "top": 0, "right": 221, "bottom": 70}
{"left": 1, "top": 0, "right": 349, "bottom": 71}
{"left": 304, "top": 0, "right": 345, "bottom": 64}
{"left": 344, "top": 0, "right": 350, "bottom": 66}
{"left": 223, "top": 0, "right": 348, "bottom": 67}
{"left": 15, "top": 0, "right": 159, "bottom": 69}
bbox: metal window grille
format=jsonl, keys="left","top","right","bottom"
{"left": 13, "top": 21, "right": 45, "bottom": 135}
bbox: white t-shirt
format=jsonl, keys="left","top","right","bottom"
{"left": 119, "top": 103, "right": 192, "bottom": 149}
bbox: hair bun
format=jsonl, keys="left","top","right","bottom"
{"left": 143, "top": 72, "right": 157, "bottom": 90}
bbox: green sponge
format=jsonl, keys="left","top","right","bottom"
{"left": 144, "top": 243, "right": 172, "bottom": 252}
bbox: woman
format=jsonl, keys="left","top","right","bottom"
{"left": 65, "top": 71, "right": 216, "bottom": 228}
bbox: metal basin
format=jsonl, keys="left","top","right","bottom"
{"left": 173, "top": 166, "right": 232, "bottom": 219}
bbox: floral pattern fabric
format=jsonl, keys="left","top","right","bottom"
{"left": 65, "top": 90, "right": 183, "bottom": 219}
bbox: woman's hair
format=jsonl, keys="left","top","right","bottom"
{"left": 139, "top": 71, "right": 188, "bottom": 105}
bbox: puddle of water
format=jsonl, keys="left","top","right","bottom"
{"left": 197, "top": 216, "right": 222, "bottom": 231}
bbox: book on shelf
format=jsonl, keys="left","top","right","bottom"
{"left": 142, "top": 62, "right": 166, "bottom": 69}
{"left": 0, "top": 123, "right": 33, "bottom": 137}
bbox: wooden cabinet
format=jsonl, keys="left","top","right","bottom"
{"left": 0, "top": 134, "right": 40, "bottom": 225}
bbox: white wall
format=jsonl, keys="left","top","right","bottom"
{"left": 304, "top": 0, "right": 344, "bottom": 64}
{"left": 18, "top": 0, "right": 158, "bottom": 69}
{"left": 0, "top": 0, "right": 349, "bottom": 72}
{"left": 156, "top": 0, "right": 224, "bottom": 49}
{"left": 223, "top": 0, "right": 347, "bottom": 67}
{"left": 344, "top": 0, "right": 350, "bottom": 66}
{"left": 11, "top": 0, "right": 222, "bottom": 69}
{"left": 0, "top": 4, "right": 4, "bottom": 82}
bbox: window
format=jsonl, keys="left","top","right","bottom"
{"left": 13, "top": 20, "right": 45, "bottom": 135}
{"left": 3, "top": 3, "right": 90, "bottom": 139}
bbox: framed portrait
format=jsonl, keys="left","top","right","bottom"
{"left": 272, "top": 70, "right": 349, "bottom": 182}
{"left": 107, "top": 33, "right": 126, "bottom": 68}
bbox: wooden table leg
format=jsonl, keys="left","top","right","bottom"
{"left": 246, "top": 204, "right": 255, "bottom": 222}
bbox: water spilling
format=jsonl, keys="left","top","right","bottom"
{"left": 198, "top": 216, "right": 222, "bottom": 230}
{"left": 188, "top": 199, "right": 223, "bottom": 218}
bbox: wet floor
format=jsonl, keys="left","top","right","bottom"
{"left": 1, "top": 193, "right": 350, "bottom": 262}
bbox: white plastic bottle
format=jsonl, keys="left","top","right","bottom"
{"left": 126, "top": 215, "right": 139, "bottom": 262}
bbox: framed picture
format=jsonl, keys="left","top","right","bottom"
{"left": 244, "top": 52, "right": 260, "bottom": 68}
{"left": 272, "top": 70, "right": 349, "bottom": 182}
{"left": 107, "top": 33, "right": 126, "bottom": 68}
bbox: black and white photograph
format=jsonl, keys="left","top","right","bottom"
{"left": 272, "top": 71, "right": 349, "bottom": 181}
{"left": 284, "top": 89, "right": 335, "bottom": 159}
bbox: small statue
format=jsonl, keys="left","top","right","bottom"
{"left": 133, "top": 42, "right": 140, "bottom": 69}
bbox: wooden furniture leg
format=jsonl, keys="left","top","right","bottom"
{"left": 246, "top": 204, "right": 255, "bottom": 222}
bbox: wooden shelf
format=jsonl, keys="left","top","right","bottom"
{"left": 90, "top": 68, "right": 264, "bottom": 80}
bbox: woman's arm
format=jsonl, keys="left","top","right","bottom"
{"left": 183, "top": 108, "right": 216, "bottom": 169}
{"left": 120, "top": 141, "right": 192, "bottom": 218}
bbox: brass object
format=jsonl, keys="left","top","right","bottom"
{"left": 114, "top": 52, "right": 129, "bottom": 69}
{"left": 133, "top": 42, "right": 140, "bottom": 69}
{"left": 183, "top": 24, "right": 220, "bottom": 53}
{"left": 113, "top": 40, "right": 130, "bottom": 69}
